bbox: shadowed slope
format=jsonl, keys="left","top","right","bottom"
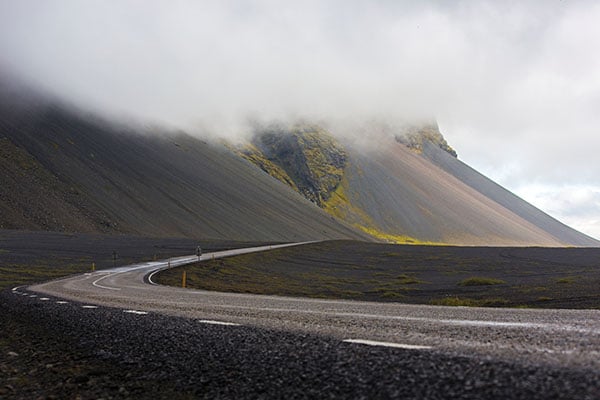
{"left": 0, "top": 94, "right": 368, "bottom": 242}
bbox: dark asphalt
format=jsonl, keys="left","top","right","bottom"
{"left": 2, "top": 291, "right": 599, "bottom": 399}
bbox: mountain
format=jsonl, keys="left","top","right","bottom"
{"left": 238, "top": 124, "right": 598, "bottom": 246}
{"left": 1, "top": 78, "right": 596, "bottom": 247}
{"left": 0, "top": 89, "right": 369, "bottom": 242}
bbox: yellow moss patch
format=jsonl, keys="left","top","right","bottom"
{"left": 353, "top": 224, "right": 444, "bottom": 245}
{"left": 323, "top": 171, "right": 444, "bottom": 245}
{"left": 227, "top": 143, "right": 299, "bottom": 191}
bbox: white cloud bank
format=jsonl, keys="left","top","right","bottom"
{"left": 1, "top": 0, "right": 599, "bottom": 238}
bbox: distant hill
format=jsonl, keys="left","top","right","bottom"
{"left": 0, "top": 89, "right": 368, "bottom": 242}
{"left": 238, "top": 124, "right": 598, "bottom": 247}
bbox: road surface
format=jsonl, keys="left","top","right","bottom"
{"left": 20, "top": 243, "right": 600, "bottom": 372}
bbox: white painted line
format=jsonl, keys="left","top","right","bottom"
{"left": 29, "top": 294, "right": 37, "bottom": 298}
{"left": 56, "top": 301, "right": 69, "bottom": 304}
{"left": 12, "top": 286, "right": 22, "bottom": 291}
{"left": 123, "top": 310, "right": 148, "bottom": 315}
{"left": 81, "top": 305, "right": 98, "bottom": 309}
{"left": 92, "top": 274, "right": 121, "bottom": 291}
{"left": 198, "top": 319, "right": 241, "bottom": 327}
{"left": 343, "top": 339, "right": 432, "bottom": 350}
{"left": 147, "top": 269, "right": 162, "bottom": 285}
{"left": 39, "top": 297, "right": 50, "bottom": 301}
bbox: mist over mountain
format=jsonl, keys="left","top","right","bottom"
{"left": 1, "top": 74, "right": 598, "bottom": 246}
{"left": 0, "top": 87, "right": 369, "bottom": 242}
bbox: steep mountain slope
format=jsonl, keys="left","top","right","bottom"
{"left": 421, "top": 141, "right": 599, "bottom": 246}
{"left": 0, "top": 93, "right": 368, "bottom": 242}
{"left": 241, "top": 126, "right": 598, "bottom": 246}
{"left": 332, "top": 136, "right": 573, "bottom": 245}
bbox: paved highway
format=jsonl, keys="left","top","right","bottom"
{"left": 21, "top": 243, "right": 600, "bottom": 373}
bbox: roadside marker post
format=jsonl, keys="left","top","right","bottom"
{"left": 182, "top": 270, "right": 187, "bottom": 288}
{"left": 91, "top": 262, "right": 95, "bottom": 272}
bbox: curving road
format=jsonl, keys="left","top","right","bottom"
{"left": 22, "top": 243, "right": 600, "bottom": 371}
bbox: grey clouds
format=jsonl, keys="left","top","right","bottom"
{"left": 1, "top": 0, "right": 599, "bottom": 238}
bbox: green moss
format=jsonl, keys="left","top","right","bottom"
{"left": 459, "top": 277, "right": 506, "bottom": 286}
{"left": 396, "top": 274, "right": 425, "bottom": 284}
{"left": 230, "top": 125, "right": 347, "bottom": 206}
{"left": 556, "top": 276, "right": 577, "bottom": 284}
{"left": 353, "top": 224, "right": 444, "bottom": 245}
{"left": 322, "top": 176, "right": 445, "bottom": 245}
{"left": 227, "top": 142, "right": 299, "bottom": 191}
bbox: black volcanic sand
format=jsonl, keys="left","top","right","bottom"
{"left": 157, "top": 240, "right": 600, "bottom": 309}
{"left": 0, "top": 95, "right": 368, "bottom": 242}
{"left": 0, "top": 229, "right": 269, "bottom": 290}
{"left": 2, "top": 291, "right": 599, "bottom": 400}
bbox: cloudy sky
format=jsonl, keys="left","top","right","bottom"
{"left": 1, "top": 0, "right": 599, "bottom": 239}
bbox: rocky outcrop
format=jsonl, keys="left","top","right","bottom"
{"left": 395, "top": 123, "right": 457, "bottom": 158}
{"left": 243, "top": 125, "right": 347, "bottom": 206}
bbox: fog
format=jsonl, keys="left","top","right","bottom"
{"left": 1, "top": 0, "right": 599, "bottom": 238}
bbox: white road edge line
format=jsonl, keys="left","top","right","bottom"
{"left": 92, "top": 274, "right": 122, "bottom": 291}
{"left": 56, "top": 301, "right": 69, "bottom": 304}
{"left": 82, "top": 305, "right": 98, "bottom": 309}
{"left": 39, "top": 297, "right": 50, "bottom": 301}
{"left": 343, "top": 339, "right": 432, "bottom": 350}
{"left": 147, "top": 268, "right": 163, "bottom": 285}
{"left": 123, "top": 310, "right": 148, "bottom": 315}
{"left": 199, "top": 319, "right": 241, "bottom": 326}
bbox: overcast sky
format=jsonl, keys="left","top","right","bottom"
{"left": 1, "top": 0, "right": 599, "bottom": 239}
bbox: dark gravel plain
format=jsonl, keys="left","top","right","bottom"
{"left": 2, "top": 231, "right": 600, "bottom": 398}
{"left": 158, "top": 240, "right": 600, "bottom": 309}
{"left": 2, "top": 290, "right": 600, "bottom": 400}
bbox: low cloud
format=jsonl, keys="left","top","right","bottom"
{"left": 2, "top": 1, "right": 597, "bottom": 137}
{"left": 1, "top": 0, "right": 600, "bottom": 237}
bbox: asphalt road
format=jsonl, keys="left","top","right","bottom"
{"left": 17, "top": 244, "right": 600, "bottom": 398}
